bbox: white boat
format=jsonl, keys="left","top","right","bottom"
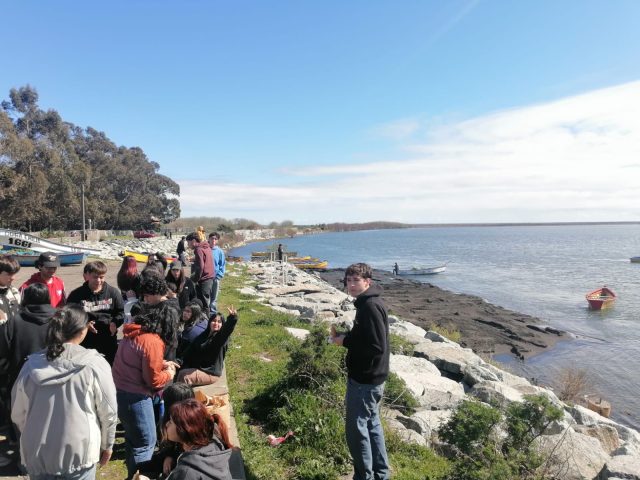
{"left": 395, "top": 264, "right": 447, "bottom": 275}
{"left": 0, "top": 228, "right": 101, "bottom": 254}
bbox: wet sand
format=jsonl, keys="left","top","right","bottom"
{"left": 319, "top": 268, "right": 570, "bottom": 360}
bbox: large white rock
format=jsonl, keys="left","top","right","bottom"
{"left": 389, "top": 320, "right": 428, "bottom": 339}
{"left": 304, "top": 291, "right": 349, "bottom": 304}
{"left": 534, "top": 428, "right": 610, "bottom": 480}
{"left": 390, "top": 354, "right": 465, "bottom": 410}
{"left": 261, "top": 285, "right": 326, "bottom": 295}
{"left": 285, "top": 327, "right": 310, "bottom": 340}
{"left": 470, "top": 380, "right": 524, "bottom": 407}
{"left": 409, "top": 409, "right": 454, "bottom": 436}
{"left": 597, "top": 454, "right": 640, "bottom": 479}
{"left": 413, "top": 340, "right": 483, "bottom": 376}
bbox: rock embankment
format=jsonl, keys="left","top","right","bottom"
{"left": 239, "top": 261, "right": 640, "bottom": 480}
{"left": 67, "top": 237, "right": 181, "bottom": 260}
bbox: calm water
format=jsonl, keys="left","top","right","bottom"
{"left": 231, "top": 225, "right": 640, "bottom": 428}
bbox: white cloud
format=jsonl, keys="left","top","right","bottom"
{"left": 178, "top": 80, "right": 640, "bottom": 224}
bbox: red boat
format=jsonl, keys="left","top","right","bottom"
{"left": 586, "top": 286, "right": 616, "bottom": 310}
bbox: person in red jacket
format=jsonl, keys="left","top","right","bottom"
{"left": 20, "top": 252, "right": 66, "bottom": 308}
{"left": 185, "top": 230, "right": 214, "bottom": 309}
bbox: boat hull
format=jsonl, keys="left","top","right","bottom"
{"left": 631, "top": 256, "right": 640, "bottom": 263}
{"left": 397, "top": 265, "right": 446, "bottom": 275}
{"left": 586, "top": 287, "right": 616, "bottom": 310}
{"left": 122, "top": 250, "right": 178, "bottom": 264}
{"left": 2, "top": 249, "right": 87, "bottom": 267}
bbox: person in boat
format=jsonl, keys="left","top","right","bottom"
{"left": 173, "top": 306, "right": 238, "bottom": 386}
{"left": 11, "top": 306, "right": 118, "bottom": 478}
{"left": 330, "top": 263, "right": 390, "bottom": 480}
{"left": 164, "top": 398, "right": 233, "bottom": 480}
{"left": 186, "top": 229, "right": 214, "bottom": 310}
{"left": 208, "top": 232, "right": 226, "bottom": 315}
{"left": 19, "top": 252, "right": 66, "bottom": 308}
{"left": 165, "top": 261, "right": 197, "bottom": 309}
{"left": 67, "top": 261, "right": 125, "bottom": 365}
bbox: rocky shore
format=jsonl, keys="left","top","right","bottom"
{"left": 239, "top": 260, "right": 640, "bottom": 480}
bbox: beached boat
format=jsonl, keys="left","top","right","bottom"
{"left": 395, "top": 265, "right": 447, "bottom": 275}
{"left": 584, "top": 395, "right": 611, "bottom": 418}
{"left": 294, "top": 260, "right": 328, "bottom": 270}
{"left": 0, "top": 227, "right": 101, "bottom": 254}
{"left": 586, "top": 286, "right": 616, "bottom": 310}
{"left": 630, "top": 256, "right": 640, "bottom": 263}
{"left": 122, "top": 250, "right": 178, "bottom": 264}
{"left": 2, "top": 248, "right": 87, "bottom": 267}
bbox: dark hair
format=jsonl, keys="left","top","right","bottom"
{"left": 183, "top": 301, "right": 203, "bottom": 327}
{"left": 185, "top": 232, "right": 197, "bottom": 242}
{"left": 154, "top": 252, "right": 168, "bottom": 271}
{"left": 141, "top": 276, "right": 168, "bottom": 296}
{"left": 166, "top": 281, "right": 178, "bottom": 294}
{"left": 344, "top": 263, "right": 372, "bottom": 280}
{"left": 0, "top": 255, "right": 20, "bottom": 275}
{"left": 84, "top": 261, "right": 107, "bottom": 276}
{"left": 22, "top": 283, "right": 50, "bottom": 306}
{"left": 208, "top": 232, "right": 220, "bottom": 240}
{"left": 117, "top": 256, "right": 140, "bottom": 292}
{"left": 46, "top": 306, "right": 88, "bottom": 360}
{"left": 165, "top": 267, "right": 186, "bottom": 293}
{"left": 136, "top": 301, "right": 179, "bottom": 348}
{"left": 162, "top": 383, "right": 195, "bottom": 425}
{"left": 169, "top": 399, "right": 232, "bottom": 449}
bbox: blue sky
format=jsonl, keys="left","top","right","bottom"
{"left": 3, "top": 1, "right": 640, "bottom": 223}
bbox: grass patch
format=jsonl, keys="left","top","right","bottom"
{"left": 429, "top": 324, "right": 462, "bottom": 344}
{"left": 223, "top": 265, "right": 451, "bottom": 479}
{"left": 389, "top": 333, "right": 415, "bottom": 356}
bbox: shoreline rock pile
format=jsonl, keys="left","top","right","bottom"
{"left": 239, "top": 260, "right": 640, "bottom": 480}
{"left": 67, "top": 237, "right": 180, "bottom": 260}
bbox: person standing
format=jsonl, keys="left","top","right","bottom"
{"left": 277, "top": 243, "right": 283, "bottom": 262}
{"left": 20, "top": 252, "right": 66, "bottom": 308}
{"left": 176, "top": 236, "right": 188, "bottom": 265}
{"left": 185, "top": 230, "right": 214, "bottom": 310}
{"left": 207, "top": 232, "right": 226, "bottom": 314}
{"left": 330, "top": 263, "right": 390, "bottom": 480}
{"left": 67, "top": 261, "right": 124, "bottom": 365}
{"left": 11, "top": 306, "right": 118, "bottom": 479}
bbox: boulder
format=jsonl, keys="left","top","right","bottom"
{"left": 285, "top": 327, "right": 310, "bottom": 341}
{"left": 575, "top": 424, "right": 621, "bottom": 454}
{"left": 304, "top": 291, "right": 349, "bottom": 304}
{"left": 384, "top": 417, "right": 428, "bottom": 446}
{"left": 534, "top": 428, "right": 610, "bottom": 480}
{"left": 470, "top": 380, "right": 524, "bottom": 407}
{"left": 597, "top": 454, "right": 640, "bottom": 479}
{"left": 261, "top": 285, "right": 326, "bottom": 295}
{"left": 389, "top": 320, "right": 428, "bottom": 339}
{"left": 413, "top": 340, "right": 483, "bottom": 377}
{"left": 268, "top": 297, "right": 320, "bottom": 318}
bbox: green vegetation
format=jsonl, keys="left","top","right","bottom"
{"left": 0, "top": 85, "right": 179, "bottom": 231}
{"left": 222, "top": 265, "right": 451, "bottom": 479}
{"left": 429, "top": 324, "right": 462, "bottom": 344}
{"left": 439, "top": 395, "right": 563, "bottom": 480}
{"left": 389, "top": 332, "right": 415, "bottom": 356}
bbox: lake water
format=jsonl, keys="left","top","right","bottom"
{"left": 230, "top": 224, "right": 640, "bottom": 428}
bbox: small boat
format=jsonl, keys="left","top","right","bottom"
{"left": 630, "top": 256, "right": 640, "bottom": 263}
{"left": 395, "top": 265, "right": 447, "bottom": 275}
{"left": 2, "top": 248, "right": 87, "bottom": 267}
{"left": 251, "top": 250, "right": 298, "bottom": 260}
{"left": 586, "top": 286, "right": 616, "bottom": 310}
{"left": 294, "top": 260, "right": 328, "bottom": 271}
{"left": 584, "top": 395, "right": 611, "bottom": 418}
{"left": 122, "top": 250, "right": 178, "bottom": 264}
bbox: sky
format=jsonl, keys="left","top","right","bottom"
{"left": 2, "top": 0, "right": 640, "bottom": 224}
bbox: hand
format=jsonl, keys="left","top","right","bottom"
{"left": 99, "top": 449, "right": 112, "bottom": 466}
{"left": 227, "top": 305, "right": 237, "bottom": 316}
{"left": 109, "top": 322, "right": 117, "bottom": 336}
{"left": 125, "top": 289, "right": 136, "bottom": 300}
{"left": 87, "top": 320, "right": 98, "bottom": 334}
{"left": 162, "top": 456, "right": 175, "bottom": 475}
{"left": 163, "top": 360, "right": 180, "bottom": 370}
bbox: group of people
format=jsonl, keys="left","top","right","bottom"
{"left": 0, "top": 227, "right": 236, "bottom": 480}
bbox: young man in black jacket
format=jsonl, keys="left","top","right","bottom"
{"left": 67, "top": 261, "right": 124, "bottom": 365}
{"left": 330, "top": 263, "right": 390, "bottom": 480}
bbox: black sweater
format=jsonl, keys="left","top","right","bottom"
{"left": 343, "top": 284, "right": 390, "bottom": 385}
{"left": 177, "top": 314, "right": 238, "bottom": 377}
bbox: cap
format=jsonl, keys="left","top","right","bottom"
{"left": 38, "top": 252, "right": 60, "bottom": 268}
{"left": 170, "top": 260, "right": 183, "bottom": 270}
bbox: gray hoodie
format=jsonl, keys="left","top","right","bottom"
{"left": 167, "top": 439, "right": 232, "bottom": 480}
{"left": 11, "top": 343, "right": 117, "bottom": 475}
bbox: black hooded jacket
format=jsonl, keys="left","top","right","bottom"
{"left": 0, "top": 303, "right": 56, "bottom": 385}
{"left": 177, "top": 314, "right": 237, "bottom": 377}
{"left": 343, "top": 284, "right": 390, "bottom": 385}
{"left": 167, "top": 437, "right": 231, "bottom": 480}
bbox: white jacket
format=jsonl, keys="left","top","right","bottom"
{"left": 11, "top": 343, "right": 117, "bottom": 475}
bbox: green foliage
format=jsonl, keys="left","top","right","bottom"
{"left": 384, "top": 372, "right": 420, "bottom": 415}
{"left": 439, "top": 395, "right": 562, "bottom": 480}
{"left": 0, "top": 85, "right": 180, "bottom": 230}
{"left": 429, "top": 324, "right": 461, "bottom": 343}
{"left": 389, "top": 333, "right": 415, "bottom": 356}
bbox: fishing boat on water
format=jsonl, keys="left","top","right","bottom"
{"left": 630, "top": 256, "right": 640, "bottom": 263}
{"left": 294, "top": 260, "right": 328, "bottom": 271}
{"left": 2, "top": 248, "right": 87, "bottom": 267}
{"left": 585, "top": 286, "right": 616, "bottom": 310}
{"left": 394, "top": 264, "right": 447, "bottom": 275}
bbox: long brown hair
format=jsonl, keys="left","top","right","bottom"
{"left": 169, "top": 399, "right": 232, "bottom": 449}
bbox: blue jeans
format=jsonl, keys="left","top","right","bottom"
{"left": 117, "top": 391, "right": 157, "bottom": 478}
{"left": 345, "top": 379, "right": 390, "bottom": 480}
{"left": 30, "top": 465, "right": 96, "bottom": 480}
{"left": 209, "top": 277, "right": 220, "bottom": 314}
